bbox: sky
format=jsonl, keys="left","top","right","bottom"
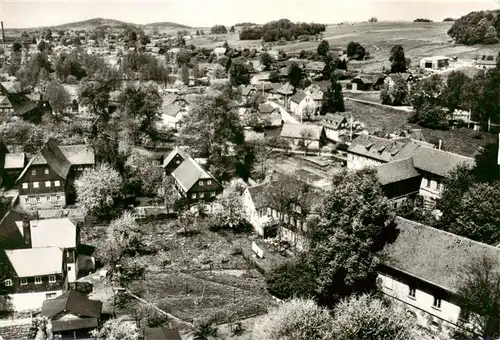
{"left": 1, "top": 0, "right": 499, "bottom": 29}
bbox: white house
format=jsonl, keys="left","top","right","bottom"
{"left": 280, "top": 123, "right": 326, "bottom": 150}
{"left": 288, "top": 91, "right": 317, "bottom": 119}
{"left": 320, "top": 113, "right": 348, "bottom": 142}
{"left": 380, "top": 216, "right": 493, "bottom": 337}
{"left": 420, "top": 56, "right": 450, "bottom": 70}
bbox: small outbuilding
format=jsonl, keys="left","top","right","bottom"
{"left": 419, "top": 56, "right": 450, "bottom": 70}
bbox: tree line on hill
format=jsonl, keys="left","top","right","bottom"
{"left": 239, "top": 19, "right": 326, "bottom": 41}
{"left": 448, "top": 10, "right": 500, "bottom": 44}
{"left": 414, "top": 18, "right": 433, "bottom": 22}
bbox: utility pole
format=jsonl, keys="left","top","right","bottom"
{"left": 350, "top": 115, "right": 353, "bottom": 141}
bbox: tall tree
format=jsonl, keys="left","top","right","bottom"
{"left": 45, "top": 80, "right": 70, "bottom": 119}
{"left": 456, "top": 255, "right": 500, "bottom": 338}
{"left": 445, "top": 70, "right": 472, "bottom": 114}
{"left": 317, "top": 40, "right": 330, "bottom": 57}
{"left": 308, "top": 168, "right": 396, "bottom": 305}
{"left": 409, "top": 73, "right": 448, "bottom": 128}
{"left": 259, "top": 52, "right": 276, "bottom": 71}
{"left": 389, "top": 44, "right": 407, "bottom": 73}
{"left": 79, "top": 80, "right": 113, "bottom": 123}
{"left": 287, "top": 63, "right": 303, "bottom": 88}
{"left": 118, "top": 83, "right": 162, "bottom": 143}
{"left": 321, "top": 75, "right": 345, "bottom": 114}
{"left": 229, "top": 59, "right": 250, "bottom": 86}
{"left": 181, "top": 64, "right": 190, "bottom": 85}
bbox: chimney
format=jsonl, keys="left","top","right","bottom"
{"left": 22, "top": 217, "right": 31, "bottom": 248}
{"left": 438, "top": 139, "right": 442, "bottom": 150}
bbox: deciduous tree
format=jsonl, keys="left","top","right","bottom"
{"left": 124, "top": 150, "right": 163, "bottom": 197}
{"left": 321, "top": 75, "right": 345, "bottom": 114}
{"left": 229, "top": 59, "right": 250, "bottom": 86}
{"left": 254, "top": 298, "right": 334, "bottom": 340}
{"left": 90, "top": 316, "right": 139, "bottom": 340}
{"left": 317, "top": 40, "right": 330, "bottom": 57}
{"left": 45, "top": 80, "right": 70, "bottom": 119}
{"left": 259, "top": 52, "right": 276, "bottom": 71}
{"left": 389, "top": 44, "right": 407, "bottom": 73}
{"left": 287, "top": 63, "right": 303, "bottom": 88}
{"left": 75, "top": 163, "right": 123, "bottom": 216}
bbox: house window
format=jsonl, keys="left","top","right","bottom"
{"left": 48, "top": 275, "right": 56, "bottom": 283}
{"left": 57, "top": 196, "right": 61, "bottom": 201}
{"left": 33, "top": 182, "right": 39, "bottom": 188}
{"left": 35, "top": 277, "right": 42, "bottom": 284}
{"left": 36, "top": 197, "right": 40, "bottom": 202}
{"left": 433, "top": 296, "right": 442, "bottom": 309}
{"left": 436, "top": 182, "right": 441, "bottom": 190}
{"left": 199, "top": 180, "right": 204, "bottom": 186}
{"left": 425, "top": 178, "right": 430, "bottom": 188}
{"left": 54, "top": 180, "right": 60, "bottom": 187}
{"left": 175, "top": 160, "right": 180, "bottom": 164}
{"left": 22, "top": 183, "right": 28, "bottom": 189}
{"left": 207, "top": 180, "right": 212, "bottom": 185}
{"left": 4, "top": 279, "right": 12, "bottom": 287}
{"left": 31, "top": 169, "right": 36, "bottom": 176}
{"left": 44, "top": 168, "right": 49, "bottom": 175}
{"left": 47, "top": 196, "right": 50, "bottom": 201}
{"left": 211, "top": 192, "right": 216, "bottom": 197}
{"left": 45, "top": 181, "right": 51, "bottom": 187}
{"left": 24, "top": 197, "right": 29, "bottom": 203}
{"left": 46, "top": 293, "right": 57, "bottom": 300}
{"left": 408, "top": 286, "right": 416, "bottom": 298}
{"left": 191, "top": 193, "right": 197, "bottom": 199}
{"left": 20, "top": 278, "right": 27, "bottom": 285}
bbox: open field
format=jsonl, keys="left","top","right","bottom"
{"left": 191, "top": 21, "right": 500, "bottom": 73}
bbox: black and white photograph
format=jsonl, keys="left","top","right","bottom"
{"left": 0, "top": 0, "right": 500, "bottom": 338}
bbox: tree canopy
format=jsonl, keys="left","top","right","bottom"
{"left": 45, "top": 80, "right": 70, "bottom": 118}
{"left": 240, "top": 19, "right": 326, "bottom": 41}
{"left": 389, "top": 45, "right": 407, "bottom": 73}
{"left": 448, "top": 10, "right": 500, "bottom": 45}
{"left": 346, "top": 41, "right": 366, "bottom": 60}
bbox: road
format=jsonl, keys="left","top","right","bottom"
{"left": 267, "top": 101, "right": 300, "bottom": 124}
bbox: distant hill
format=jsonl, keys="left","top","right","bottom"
{"left": 20, "top": 17, "right": 191, "bottom": 30}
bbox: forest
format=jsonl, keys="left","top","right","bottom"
{"left": 448, "top": 10, "right": 500, "bottom": 45}
{"left": 239, "top": 19, "right": 326, "bottom": 41}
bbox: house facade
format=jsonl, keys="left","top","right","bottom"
{"left": 16, "top": 138, "right": 95, "bottom": 211}
{"left": 379, "top": 217, "right": 492, "bottom": 337}
{"left": 320, "top": 113, "right": 348, "bottom": 142}
{"left": 170, "top": 157, "right": 222, "bottom": 202}
{"left": 280, "top": 123, "right": 326, "bottom": 150}
{"left": 163, "top": 147, "right": 191, "bottom": 175}
{"left": 288, "top": 91, "right": 317, "bottom": 119}
{"left": 420, "top": 56, "right": 450, "bottom": 70}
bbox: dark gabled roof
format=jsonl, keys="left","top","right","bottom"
{"left": 382, "top": 217, "right": 500, "bottom": 294}
{"left": 51, "top": 318, "right": 99, "bottom": 332}
{"left": 163, "top": 147, "right": 191, "bottom": 168}
{"left": 241, "top": 85, "right": 256, "bottom": 96}
{"left": 258, "top": 103, "right": 277, "bottom": 115}
{"left": 5, "top": 92, "right": 38, "bottom": 116}
{"left": 289, "top": 91, "right": 307, "bottom": 104}
{"left": 376, "top": 158, "right": 421, "bottom": 186}
{"left": 347, "top": 135, "right": 420, "bottom": 163}
{"left": 144, "top": 327, "right": 182, "bottom": 340}
{"left": 171, "top": 157, "right": 218, "bottom": 192}
{"left": 321, "top": 113, "right": 347, "bottom": 130}
{"left": 41, "top": 290, "right": 102, "bottom": 319}
{"left": 247, "top": 183, "right": 272, "bottom": 209}
{"left": 0, "top": 209, "right": 27, "bottom": 250}
{"left": 17, "top": 138, "right": 71, "bottom": 181}
{"left": 413, "top": 147, "right": 474, "bottom": 178}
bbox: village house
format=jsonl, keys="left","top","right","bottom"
{"left": 0, "top": 82, "right": 43, "bottom": 123}
{"left": 475, "top": 58, "right": 497, "bottom": 69}
{"left": 162, "top": 146, "right": 191, "bottom": 175}
{"left": 346, "top": 135, "right": 420, "bottom": 170}
{"left": 346, "top": 75, "right": 375, "bottom": 91}
{"left": 385, "top": 73, "right": 413, "bottom": 89}
{"left": 280, "top": 123, "right": 326, "bottom": 150}
{"left": 277, "top": 83, "right": 295, "bottom": 108}
{"left": 380, "top": 216, "right": 495, "bottom": 336}
{"left": 412, "top": 147, "right": 474, "bottom": 209}
{"left": 213, "top": 47, "right": 227, "bottom": 58}
{"left": 288, "top": 91, "right": 318, "bottom": 119}
{"left": 16, "top": 138, "right": 95, "bottom": 211}
{"left": 241, "top": 84, "right": 257, "bottom": 98}
{"left": 320, "top": 113, "right": 348, "bottom": 142}
{"left": 170, "top": 156, "right": 222, "bottom": 203}
{"left": 242, "top": 181, "right": 314, "bottom": 250}
{"left": 0, "top": 140, "right": 27, "bottom": 188}
{"left": 303, "top": 61, "right": 325, "bottom": 78}
{"left": 40, "top": 290, "right": 102, "bottom": 337}
{"left": 0, "top": 209, "right": 95, "bottom": 311}
{"left": 258, "top": 103, "right": 282, "bottom": 127}
{"left": 420, "top": 56, "right": 450, "bottom": 70}
{"left": 376, "top": 158, "right": 422, "bottom": 207}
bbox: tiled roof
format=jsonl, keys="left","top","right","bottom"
{"left": 144, "top": 327, "right": 183, "bottom": 340}
{"left": 280, "top": 123, "right": 324, "bottom": 140}
{"left": 163, "top": 147, "right": 191, "bottom": 167}
{"left": 382, "top": 217, "right": 500, "bottom": 293}
{"left": 241, "top": 85, "right": 256, "bottom": 96}
{"left": 0, "top": 82, "right": 21, "bottom": 94}
{"left": 304, "top": 61, "right": 325, "bottom": 71}
{"left": 277, "top": 83, "right": 295, "bottom": 95}
{"left": 413, "top": 147, "right": 474, "bottom": 178}
{"left": 42, "top": 290, "right": 102, "bottom": 319}
{"left": 376, "top": 158, "right": 421, "bottom": 185}
{"left": 258, "top": 103, "right": 277, "bottom": 115}
{"left": 4, "top": 247, "right": 63, "bottom": 277}
{"left": 321, "top": 113, "right": 347, "bottom": 130}
{"left": 171, "top": 157, "right": 216, "bottom": 192}
{"left": 289, "top": 91, "right": 307, "bottom": 104}
{"left": 0, "top": 210, "right": 27, "bottom": 250}
{"left": 247, "top": 183, "right": 272, "bottom": 209}
{"left": 15, "top": 218, "right": 77, "bottom": 249}
{"left": 51, "top": 318, "right": 99, "bottom": 332}
{"left": 162, "top": 103, "right": 184, "bottom": 118}
{"left": 59, "top": 145, "right": 95, "bottom": 166}
{"left": 347, "top": 135, "right": 420, "bottom": 163}
{"left": 17, "top": 138, "right": 72, "bottom": 181}
{"left": 4, "top": 153, "right": 25, "bottom": 169}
